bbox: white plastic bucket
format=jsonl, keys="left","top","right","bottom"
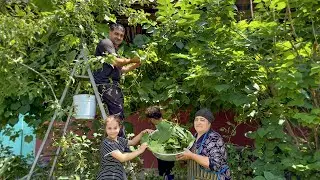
{"left": 73, "top": 94, "right": 96, "bottom": 119}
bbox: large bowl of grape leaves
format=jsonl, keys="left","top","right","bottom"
{"left": 141, "top": 121, "right": 195, "bottom": 161}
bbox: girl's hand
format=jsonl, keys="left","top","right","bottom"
{"left": 139, "top": 143, "right": 148, "bottom": 152}
{"left": 176, "top": 148, "right": 193, "bottom": 161}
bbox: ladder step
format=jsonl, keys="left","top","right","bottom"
{"left": 75, "top": 75, "right": 89, "bottom": 79}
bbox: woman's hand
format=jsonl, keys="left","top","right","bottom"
{"left": 142, "top": 129, "right": 154, "bottom": 134}
{"left": 131, "top": 56, "right": 141, "bottom": 63}
{"left": 136, "top": 60, "right": 141, "bottom": 67}
{"left": 176, "top": 148, "right": 194, "bottom": 161}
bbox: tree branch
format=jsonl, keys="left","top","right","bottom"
{"left": 315, "top": 125, "right": 319, "bottom": 150}
{"left": 284, "top": 119, "right": 299, "bottom": 146}
{"left": 283, "top": 2, "right": 301, "bottom": 58}
{"left": 250, "top": 0, "right": 254, "bottom": 19}
{"left": 17, "top": 60, "right": 58, "bottom": 102}
{"left": 295, "top": 124, "right": 313, "bottom": 150}
{"left": 311, "top": 88, "right": 319, "bottom": 108}
{"left": 311, "top": 18, "right": 319, "bottom": 59}
{"left": 286, "top": 0, "right": 297, "bottom": 39}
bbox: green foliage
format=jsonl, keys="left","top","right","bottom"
{"left": 142, "top": 121, "right": 194, "bottom": 154}
{"left": 227, "top": 144, "right": 254, "bottom": 179}
{"left": 0, "top": 143, "right": 32, "bottom": 179}
{"left": 1, "top": 0, "right": 320, "bottom": 179}
{"left": 52, "top": 131, "right": 101, "bottom": 179}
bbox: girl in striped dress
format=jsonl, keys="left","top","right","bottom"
{"left": 97, "top": 115, "right": 153, "bottom": 180}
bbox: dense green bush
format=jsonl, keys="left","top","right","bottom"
{"left": 0, "top": 143, "right": 33, "bottom": 179}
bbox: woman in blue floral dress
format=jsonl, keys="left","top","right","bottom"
{"left": 176, "top": 108, "right": 231, "bottom": 180}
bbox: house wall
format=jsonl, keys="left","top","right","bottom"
{"left": 0, "top": 114, "right": 36, "bottom": 157}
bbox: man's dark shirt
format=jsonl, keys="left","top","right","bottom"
{"left": 93, "top": 38, "right": 121, "bottom": 84}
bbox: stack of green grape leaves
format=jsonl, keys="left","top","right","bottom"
{"left": 141, "top": 120, "right": 195, "bottom": 160}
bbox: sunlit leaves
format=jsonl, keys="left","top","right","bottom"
{"left": 0, "top": 0, "right": 116, "bottom": 129}
{"left": 269, "top": 0, "right": 287, "bottom": 11}
{"left": 30, "top": 0, "right": 55, "bottom": 12}
{"left": 293, "top": 113, "right": 320, "bottom": 126}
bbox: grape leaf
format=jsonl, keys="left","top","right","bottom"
{"left": 141, "top": 133, "right": 149, "bottom": 143}
{"left": 144, "top": 121, "right": 195, "bottom": 154}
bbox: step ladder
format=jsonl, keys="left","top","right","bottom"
{"left": 24, "top": 45, "right": 137, "bottom": 180}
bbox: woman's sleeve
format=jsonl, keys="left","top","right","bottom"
{"left": 101, "top": 140, "right": 118, "bottom": 157}
{"left": 205, "top": 133, "right": 228, "bottom": 171}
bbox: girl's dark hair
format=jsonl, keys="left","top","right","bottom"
{"left": 105, "top": 115, "right": 122, "bottom": 127}
{"left": 145, "top": 106, "right": 162, "bottom": 119}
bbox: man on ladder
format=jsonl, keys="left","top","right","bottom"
{"left": 93, "top": 23, "right": 141, "bottom": 137}
{"left": 26, "top": 24, "right": 141, "bottom": 179}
